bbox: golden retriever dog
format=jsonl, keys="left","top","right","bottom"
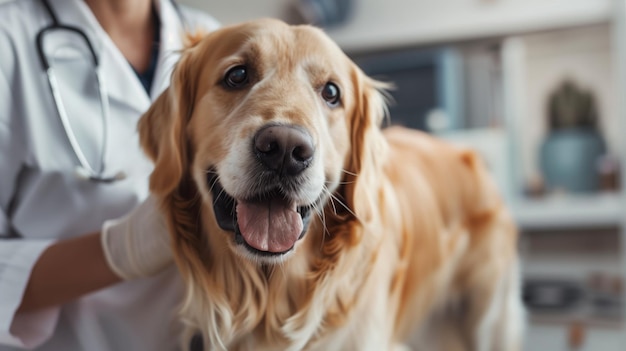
{"left": 138, "top": 18, "right": 524, "bottom": 351}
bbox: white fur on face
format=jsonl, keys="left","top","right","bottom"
{"left": 214, "top": 68, "right": 330, "bottom": 207}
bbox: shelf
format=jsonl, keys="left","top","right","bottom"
{"left": 531, "top": 314, "right": 623, "bottom": 330}
{"left": 513, "top": 193, "right": 624, "bottom": 230}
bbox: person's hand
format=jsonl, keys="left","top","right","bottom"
{"left": 101, "top": 195, "right": 172, "bottom": 280}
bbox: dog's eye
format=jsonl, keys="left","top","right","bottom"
{"left": 224, "top": 66, "right": 249, "bottom": 88}
{"left": 321, "top": 82, "right": 340, "bottom": 107}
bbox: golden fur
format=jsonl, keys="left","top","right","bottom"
{"left": 138, "top": 19, "right": 524, "bottom": 351}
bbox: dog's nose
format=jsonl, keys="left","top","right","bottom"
{"left": 254, "top": 125, "right": 315, "bottom": 176}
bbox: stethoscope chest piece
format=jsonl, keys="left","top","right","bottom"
{"left": 75, "top": 166, "right": 126, "bottom": 183}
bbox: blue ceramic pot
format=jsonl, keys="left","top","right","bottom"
{"left": 540, "top": 128, "right": 606, "bottom": 193}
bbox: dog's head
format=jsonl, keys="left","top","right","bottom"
{"left": 139, "top": 19, "right": 387, "bottom": 266}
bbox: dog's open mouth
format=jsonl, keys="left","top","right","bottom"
{"left": 208, "top": 174, "right": 313, "bottom": 256}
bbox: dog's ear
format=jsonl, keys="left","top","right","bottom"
{"left": 138, "top": 51, "right": 199, "bottom": 196}
{"left": 138, "top": 46, "right": 208, "bottom": 308}
{"left": 342, "top": 68, "right": 390, "bottom": 225}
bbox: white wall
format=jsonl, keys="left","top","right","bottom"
{"left": 329, "top": 0, "right": 611, "bottom": 52}
{"left": 181, "top": 0, "right": 291, "bottom": 26}
{"left": 182, "top": 0, "right": 612, "bottom": 53}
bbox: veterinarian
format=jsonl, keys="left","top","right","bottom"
{"left": 0, "top": 0, "right": 218, "bottom": 350}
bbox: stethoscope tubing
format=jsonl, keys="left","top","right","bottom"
{"left": 36, "top": 0, "right": 186, "bottom": 182}
{"left": 36, "top": 0, "right": 133, "bottom": 182}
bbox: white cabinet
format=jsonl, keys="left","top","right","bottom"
{"left": 500, "top": 4, "right": 626, "bottom": 348}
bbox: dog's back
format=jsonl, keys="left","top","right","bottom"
{"left": 380, "top": 126, "right": 523, "bottom": 350}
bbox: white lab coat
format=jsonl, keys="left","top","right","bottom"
{"left": 0, "top": 0, "right": 218, "bottom": 349}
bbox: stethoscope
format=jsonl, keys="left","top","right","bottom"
{"left": 35, "top": 0, "right": 187, "bottom": 183}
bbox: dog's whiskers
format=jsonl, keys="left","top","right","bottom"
{"left": 337, "top": 169, "right": 358, "bottom": 185}
{"left": 214, "top": 188, "right": 229, "bottom": 204}
{"left": 327, "top": 191, "right": 360, "bottom": 222}
{"left": 340, "top": 169, "right": 359, "bottom": 177}
{"left": 311, "top": 200, "right": 325, "bottom": 230}
{"left": 322, "top": 186, "right": 339, "bottom": 216}
{"left": 311, "top": 201, "right": 331, "bottom": 250}
{"left": 207, "top": 175, "right": 220, "bottom": 193}
{"left": 206, "top": 175, "right": 230, "bottom": 205}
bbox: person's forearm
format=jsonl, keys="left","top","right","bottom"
{"left": 17, "top": 232, "right": 121, "bottom": 313}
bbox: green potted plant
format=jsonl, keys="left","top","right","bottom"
{"left": 540, "top": 80, "right": 606, "bottom": 193}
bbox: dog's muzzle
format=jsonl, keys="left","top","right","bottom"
{"left": 208, "top": 124, "right": 317, "bottom": 256}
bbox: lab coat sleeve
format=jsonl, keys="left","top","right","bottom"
{"left": 0, "top": 241, "right": 59, "bottom": 349}
{"left": 0, "top": 62, "right": 59, "bottom": 348}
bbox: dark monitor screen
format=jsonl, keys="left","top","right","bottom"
{"left": 352, "top": 49, "right": 443, "bottom": 131}
{"left": 377, "top": 65, "right": 437, "bottom": 130}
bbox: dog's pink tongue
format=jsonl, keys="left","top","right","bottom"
{"left": 236, "top": 198, "right": 303, "bottom": 253}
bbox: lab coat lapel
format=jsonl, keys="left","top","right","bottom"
{"left": 150, "top": 0, "right": 186, "bottom": 100}
{"left": 63, "top": 0, "right": 152, "bottom": 114}
{"left": 97, "top": 39, "right": 152, "bottom": 114}
{"left": 50, "top": 0, "right": 185, "bottom": 113}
